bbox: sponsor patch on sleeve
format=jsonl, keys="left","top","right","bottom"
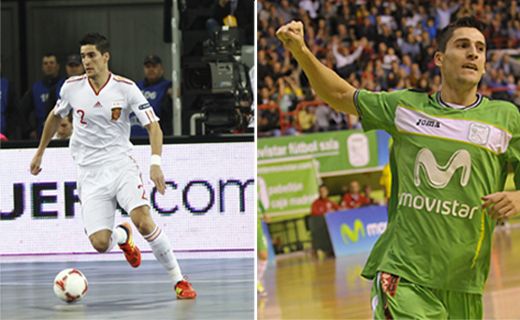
{"left": 138, "top": 103, "right": 152, "bottom": 110}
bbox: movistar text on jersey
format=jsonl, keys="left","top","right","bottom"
{"left": 398, "top": 192, "right": 479, "bottom": 219}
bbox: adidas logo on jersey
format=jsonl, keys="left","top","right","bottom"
{"left": 416, "top": 118, "right": 440, "bottom": 128}
{"left": 93, "top": 101, "right": 102, "bottom": 108}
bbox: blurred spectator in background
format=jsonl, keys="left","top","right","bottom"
{"left": 64, "top": 54, "right": 84, "bottom": 78}
{"left": 340, "top": 180, "right": 371, "bottom": 209}
{"left": 47, "top": 54, "right": 85, "bottom": 119}
{"left": 309, "top": 184, "right": 338, "bottom": 259}
{"left": 20, "top": 53, "right": 65, "bottom": 139}
{"left": 258, "top": 0, "right": 520, "bottom": 137}
{"left": 299, "top": 0, "right": 320, "bottom": 20}
{"left": 277, "top": 74, "right": 304, "bottom": 112}
{"left": 0, "top": 73, "right": 18, "bottom": 140}
{"left": 314, "top": 102, "right": 334, "bottom": 131}
{"left": 298, "top": 105, "right": 315, "bottom": 133}
{"left": 258, "top": 86, "right": 281, "bottom": 137}
{"left": 332, "top": 36, "right": 367, "bottom": 78}
{"left": 436, "top": 1, "right": 460, "bottom": 29}
{"left": 328, "top": 109, "right": 348, "bottom": 131}
{"left": 52, "top": 112, "right": 73, "bottom": 140}
{"left": 206, "top": 0, "right": 254, "bottom": 43}
{"left": 364, "top": 185, "right": 376, "bottom": 205}
{"left": 258, "top": 107, "right": 281, "bottom": 137}
{"left": 131, "top": 55, "right": 173, "bottom": 137}
{"left": 311, "top": 184, "right": 339, "bottom": 216}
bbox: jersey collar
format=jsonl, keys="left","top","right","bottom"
{"left": 88, "top": 72, "right": 112, "bottom": 96}
{"left": 435, "top": 91, "right": 483, "bottom": 111}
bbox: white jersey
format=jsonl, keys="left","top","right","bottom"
{"left": 54, "top": 73, "right": 159, "bottom": 166}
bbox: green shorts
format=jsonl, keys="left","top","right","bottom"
{"left": 371, "top": 272, "right": 482, "bottom": 319}
{"left": 257, "top": 219, "right": 267, "bottom": 253}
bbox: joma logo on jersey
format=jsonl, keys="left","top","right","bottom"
{"left": 414, "top": 148, "right": 471, "bottom": 188}
{"left": 416, "top": 118, "right": 440, "bottom": 128}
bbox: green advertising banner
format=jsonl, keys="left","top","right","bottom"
{"left": 258, "top": 158, "right": 320, "bottom": 216}
{"left": 257, "top": 130, "right": 380, "bottom": 175}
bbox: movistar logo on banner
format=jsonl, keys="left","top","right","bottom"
{"left": 340, "top": 219, "right": 386, "bottom": 244}
{"left": 414, "top": 148, "right": 471, "bottom": 188}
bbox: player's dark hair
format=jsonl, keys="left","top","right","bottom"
{"left": 79, "top": 33, "right": 110, "bottom": 54}
{"left": 436, "top": 16, "right": 487, "bottom": 53}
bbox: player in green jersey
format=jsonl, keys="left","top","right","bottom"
{"left": 257, "top": 201, "right": 269, "bottom": 297}
{"left": 276, "top": 16, "right": 520, "bottom": 319}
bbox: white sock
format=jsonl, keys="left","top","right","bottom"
{"left": 106, "top": 226, "right": 129, "bottom": 252}
{"left": 258, "top": 259, "right": 267, "bottom": 283}
{"left": 115, "top": 226, "right": 128, "bottom": 245}
{"left": 145, "top": 226, "right": 184, "bottom": 284}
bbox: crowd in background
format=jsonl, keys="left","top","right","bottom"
{"left": 0, "top": 53, "right": 173, "bottom": 142}
{"left": 0, "top": 0, "right": 256, "bottom": 142}
{"left": 258, "top": 0, "right": 520, "bottom": 137}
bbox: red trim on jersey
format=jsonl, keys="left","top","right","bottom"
{"left": 113, "top": 76, "right": 133, "bottom": 85}
{"left": 65, "top": 75, "right": 86, "bottom": 84}
{"left": 145, "top": 110, "right": 154, "bottom": 123}
{"left": 88, "top": 73, "right": 111, "bottom": 96}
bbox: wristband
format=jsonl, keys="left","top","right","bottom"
{"left": 150, "top": 154, "right": 162, "bottom": 166}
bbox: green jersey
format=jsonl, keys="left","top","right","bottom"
{"left": 357, "top": 89, "right": 520, "bottom": 294}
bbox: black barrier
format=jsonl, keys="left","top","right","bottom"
{"left": 0, "top": 134, "right": 254, "bottom": 149}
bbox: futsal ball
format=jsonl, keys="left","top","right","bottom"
{"left": 53, "top": 268, "right": 88, "bottom": 303}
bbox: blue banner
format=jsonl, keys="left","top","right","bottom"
{"left": 376, "top": 130, "right": 391, "bottom": 166}
{"left": 324, "top": 206, "right": 388, "bottom": 256}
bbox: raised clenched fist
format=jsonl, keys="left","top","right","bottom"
{"left": 276, "top": 21, "right": 306, "bottom": 53}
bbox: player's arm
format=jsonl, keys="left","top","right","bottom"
{"left": 482, "top": 159, "right": 520, "bottom": 219}
{"left": 30, "top": 110, "right": 62, "bottom": 175}
{"left": 145, "top": 121, "right": 166, "bottom": 195}
{"left": 276, "top": 21, "right": 358, "bottom": 116}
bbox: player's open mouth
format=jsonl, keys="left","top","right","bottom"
{"left": 462, "top": 63, "right": 478, "bottom": 71}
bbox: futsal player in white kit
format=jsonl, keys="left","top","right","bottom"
{"left": 29, "top": 33, "right": 196, "bottom": 299}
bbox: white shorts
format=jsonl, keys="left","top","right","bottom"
{"left": 77, "top": 156, "right": 149, "bottom": 236}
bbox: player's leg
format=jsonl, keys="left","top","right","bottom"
{"left": 115, "top": 157, "right": 196, "bottom": 299}
{"left": 129, "top": 205, "right": 181, "bottom": 281}
{"left": 257, "top": 219, "right": 268, "bottom": 296}
{"left": 78, "top": 165, "right": 122, "bottom": 254}
{"left": 370, "top": 272, "right": 448, "bottom": 319}
{"left": 81, "top": 197, "right": 119, "bottom": 253}
{"left": 129, "top": 205, "right": 196, "bottom": 299}
{"left": 89, "top": 229, "right": 112, "bottom": 252}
